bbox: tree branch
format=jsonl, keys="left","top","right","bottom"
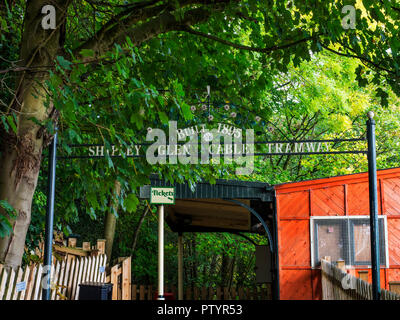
{"left": 131, "top": 206, "right": 151, "bottom": 253}
{"left": 179, "top": 25, "right": 317, "bottom": 53}
{"left": 75, "top": 0, "right": 233, "bottom": 58}
{"left": 321, "top": 43, "right": 397, "bottom": 76}
{"left": 84, "top": 0, "right": 161, "bottom": 9}
{"left": 74, "top": 1, "right": 171, "bottom": 56}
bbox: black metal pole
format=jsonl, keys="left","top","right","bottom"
{"left": 272, "top": 191, "right": 280, "bottom": 300}
{"left": 366, "top": 112, "right": 381, "bottom": 300}
{"left": 42, "top": 129, "right": 58, "bottom": 300}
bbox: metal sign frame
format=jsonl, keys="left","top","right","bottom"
{"left": 43, "top": 113, "right": 381, "bottom": 300}
{"left": 57, "top": 137, "right": 367, "bottom": 159}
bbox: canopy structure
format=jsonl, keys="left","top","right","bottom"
{"left": 140, "top": 175, "right": 275, "bottom": 234}
{"left": 139, "top": 175, "right": 279, "bottom": 300}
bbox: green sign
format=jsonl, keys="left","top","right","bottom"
{"left": 150, "top": 187, "right": 175, "bottom": 204}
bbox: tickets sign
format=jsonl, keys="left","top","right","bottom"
{"left": 150, "top": 187, "right": 175, "bottom": 205}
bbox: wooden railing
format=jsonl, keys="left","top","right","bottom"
{"left": 321, "top": 257, "right": 400, "bottom": 300}
{"left": 0, "top": 254, "right": 107, "bottom": 300}
{"left": 131, "top": 283, "right": 272, "bottom": 300}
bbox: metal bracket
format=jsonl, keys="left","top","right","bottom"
{"left": 222, "top": 198, "right": 274, "bottom": 253}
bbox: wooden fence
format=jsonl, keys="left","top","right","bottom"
{"left": 130, "top": 283, "right": 272, "bottom": 300}
{"left": 321, "top": 257, "right": 400, "bottom": 300}
{"left": 0, "top": 254, "right": 107, "bottom": 300}
{"left": 101, "top": 255, "right": 271, "bottom": 300}
{"left": 105, "top": 256, "right": 132, "bottom": 300}
{"left": 2, "top": 228, "right": 270, "bottom": 302}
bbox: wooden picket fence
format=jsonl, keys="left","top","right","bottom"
{"left": 321, "top": 257, "right": 400, "bottom": 300}
{"left": 131, "top": 283, "right": 272, "bottom": 300}
{"left": 0, "top": 254, "right": 107, "bottom": 300}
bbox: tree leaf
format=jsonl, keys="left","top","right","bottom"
{"left": 56, "top": 56, "right": 72, "bottom": 70}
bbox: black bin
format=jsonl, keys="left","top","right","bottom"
{"left": 79, "top": 282, "right": 113, "bottom": 300}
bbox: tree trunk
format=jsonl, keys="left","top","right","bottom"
{"left": 0, "top": 0, "right": 68, "bottom": 268}
{"left": 0, "top": 0, "right": 226, "bottom": 269}
{"left": 104, "top": 180, "right": 121, "bottom": 259}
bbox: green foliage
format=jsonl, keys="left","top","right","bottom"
{"left": 124, "top": 194, "right": 139, "bottom": 213}
{"left": 0, "top": 200, "right": 16, "bottom": 238}
{"left": 244, "top": 50, "right": 400, "bottom": 185}
{"left": 1, "top": 0, "right": 400, "bottom": 282}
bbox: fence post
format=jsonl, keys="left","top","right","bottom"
{"left": 122, "top": 257, "right": 131, "bottom": 300}
{"left": 68, "top": 238, "right": 77, "bottom": 248}
{"left": 216, "top": 287, "right": 221, "bottom": 300}
{"left": 148, "top": 284, "right": 153, "bottom": 300}
{"left": 224, "top": 287, "right": 229, "bottom": 300}
{"left": 82, "top": 242, "right": 91, "bottom": 251}
{"left": 201, "top": 286, "right": 207, "bottom": 300}
{"left": 96, "top": 240, "right": 106, "bottom": 255}
{"left": 194, "top": 286, "right": 199, "bottom": 300}
{"left": 209, "top": 287, "right": 215, "bottom": 300}
{"left": 358, "top": 271, "right": 368, "bottom": 282}
{"left": 110, "top": 264, "right": 119, "bottom": 300}
{"left": 321, "top": 256, "right": 331, "bottom": 300}
{"left": 389, "top": 282, "right": 400, "bottom": 295}
{"left": 186, "top": 287, "right": 192, "bottom": 300}
{"left": 139, "top": 285, "right": 145, "bottom": 300}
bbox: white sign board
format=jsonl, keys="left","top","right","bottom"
{"left": 150, "top": 187, "right": 175, "bottom": 205}
{"left": 16, "top": 281, "right": 26, "bottom": 292}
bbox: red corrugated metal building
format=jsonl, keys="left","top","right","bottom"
{"left": 275, "top": 167, "right": 400, "bottom": 300}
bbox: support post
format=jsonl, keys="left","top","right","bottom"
{"left": 158, "top": 205, "right": 165, "bottom": 300}
{"left": 178, "top": 232, "right": 183, "bottom": 300}
{"left": 42, "top": 129, "right": 58, "bottom": 300}
{"left": 272, "top": 193, "right": 280, "bottom": 300}
{"left": 366, "top": 111, "right": 381, "bottom": 300}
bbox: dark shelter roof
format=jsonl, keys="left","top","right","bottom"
{"left": 139, "top": 175, "right": 274, "bottom": 233}
{"left": 139, "top": 174, "right": 273, "bottom": 202}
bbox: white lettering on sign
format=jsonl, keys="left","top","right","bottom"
{"left": 80, "top": 122, "right": 336, "bottom": 174}
{"left": 87, "top": 145, "right": 142, "bottom": 157}
{"left": 264, "top": 142, "right": 330, "bottom": 154}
